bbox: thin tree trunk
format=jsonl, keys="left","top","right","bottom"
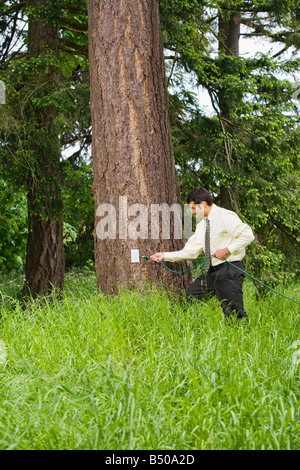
{"left": 218, "top": 14, "right": 240, "bottom": 57}
{"left": 23, "top": 0, "right": 65, "bottom": 298}
{"left": 218, "top": 12, "right": 241, "bottom": 210}
{"left": 23, "top": 186, "right": 64, "bottom": 298}
{"left": 88, "top": 0, "right": 191, "bottom": 294}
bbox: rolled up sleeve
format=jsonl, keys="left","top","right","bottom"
{"left": 164, "top": 230, "right": 204, "bottom": 262}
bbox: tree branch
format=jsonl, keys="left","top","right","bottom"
{"left": 0, "top": 15, "right": 18, "bottom": 64}
{"left": 56, "top": 3, "right": 87, "bottom": 16}
{"left": 167, "top": 52, "right": 179, "bottom": 86}
{"left": 1, "top": 0, "right": 26, "bottom": 17}
{"left": 170, "top": 115, "right": 198, "bottom": 141}
{"left": 265, "top": 210, "right": 299, "bottom": 246}
{"left": 59, "top": 17, "right": 88, "bottom": 33}
{"left": 271, "top": 45, "right": 289, "bottom": 59}
{"left": 57, "top": 39, "right": 88, "bottom": 55}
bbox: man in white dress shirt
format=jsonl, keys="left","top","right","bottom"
{"left": 150, "top": 186, "right": 255, "bottom": 322}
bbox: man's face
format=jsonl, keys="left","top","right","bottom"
{"left": 189, "top": 201, "right": 205, "bottom": 220}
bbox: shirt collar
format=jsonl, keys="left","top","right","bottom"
{"left": 206, "top": 203, "right": 217, "bottom": 221}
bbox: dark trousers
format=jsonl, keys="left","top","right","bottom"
{"left": 185, "top": 261, "right": 248, "bottom": 321}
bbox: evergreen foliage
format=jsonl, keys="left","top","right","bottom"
{"left": 160, "top": 0, "right": 300, "bottom": 285}
{"left": 0, "top": 0, "right": 299, "bottom": 287}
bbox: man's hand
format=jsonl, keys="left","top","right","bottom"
{"left": 213, "top": 247, "right": 230, "bottom": 260}
{"left": 150, "top": 252, "right": 164, "bottom": 262}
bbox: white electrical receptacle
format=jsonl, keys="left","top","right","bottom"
{"left": 131, "top": 249, "right": 140, "bottom": 263}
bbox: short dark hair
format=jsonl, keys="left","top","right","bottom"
{"left": 187, "top": 186, "right": 213, "bottom": 206}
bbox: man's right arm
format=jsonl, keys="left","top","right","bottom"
{"left": 151, "top": 225, "right": 204, "bottom": 263}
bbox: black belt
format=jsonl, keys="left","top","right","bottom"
{"left": 209, "top": 261, "right": 243, "bottom": 272}
{"left": 209, "top": 262, "right": 226, "bottom": 271}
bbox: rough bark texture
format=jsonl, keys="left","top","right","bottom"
{"left": 23, "top": 188, "right": 65, "bottom": 298}
{"left": 88, "top": 0, "right": 192, "bottom": 294}
{"left": 23, "top": 0, "right": 65, "bottom": 298}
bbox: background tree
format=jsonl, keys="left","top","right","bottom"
{"left": 160, "top": 0, "right": 300, "bottom": 285}
{"left": 0, "top": 0, "right": 90, "bottom": 296}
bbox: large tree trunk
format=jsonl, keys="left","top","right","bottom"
{"left": 88, "top": 0, "right": 192, "bottom": 294}
{"left": 218, "top": 12, "right": 241, "bottom": 211}
{"left": 22, "top": 0, "right": 65, "bottom": 298}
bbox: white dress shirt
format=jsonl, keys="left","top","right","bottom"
{"left": 164, "top": 204, "right": 255, "bottom": 267}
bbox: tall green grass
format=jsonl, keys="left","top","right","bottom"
{"left": 0, "top": 270, "right": 299, "bottom": 450}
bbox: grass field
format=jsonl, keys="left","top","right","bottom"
{"left": 0, "top": 269, "right": 299, "bottom": 450}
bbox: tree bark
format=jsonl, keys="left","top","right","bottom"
{"left": 88, "top": 0, "right": 192, "bottom": 294}
{"left": 22, "top": 0, "right": 65, "bottom": 298}
{"left": 218, "top": 12, "right": 241, "bottom": 211}
{"left": 218, "top": 14, "right": 240, "bottom": 57}
{"left": 23, "top": 185, "right": 65, "bottom": 298}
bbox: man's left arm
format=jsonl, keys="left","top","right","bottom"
{"left": 223, "top": 212, "right": 255, "bottom": 255}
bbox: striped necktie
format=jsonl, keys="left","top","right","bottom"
{"left": 204, "top": 218, "right": 211, "bottom": 272}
